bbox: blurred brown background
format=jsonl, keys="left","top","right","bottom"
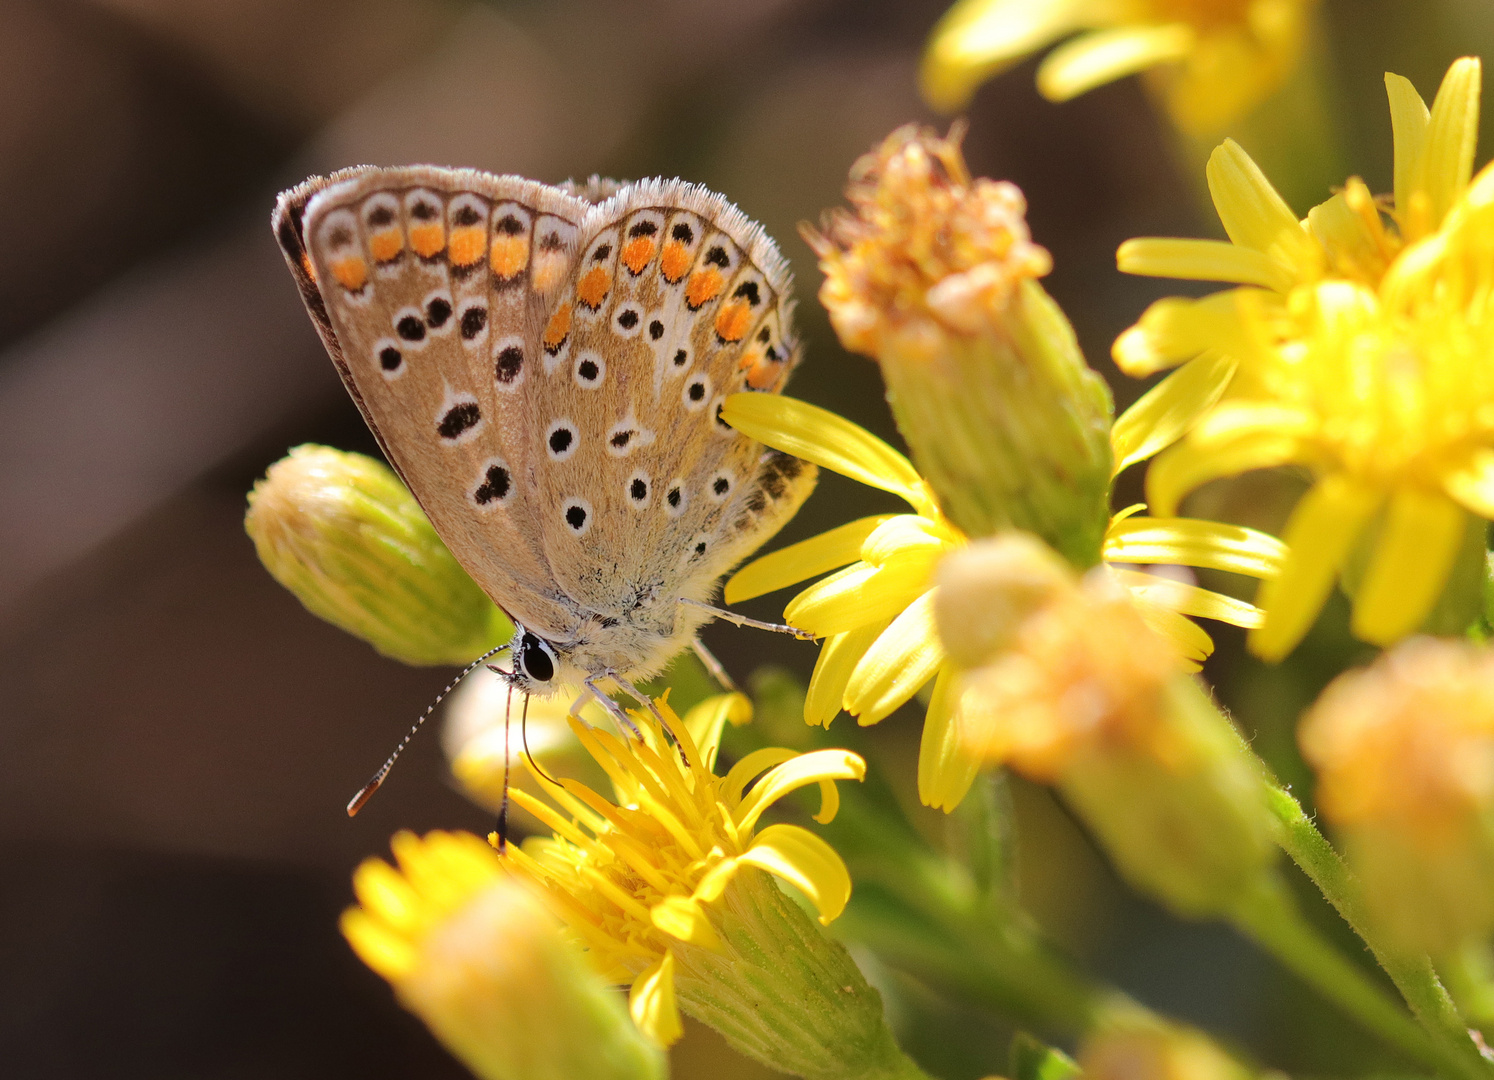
{"left": 3, "top": 1, "right": 1493, "bottom": 1077}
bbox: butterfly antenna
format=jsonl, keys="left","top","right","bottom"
{"left": 346, "top": 642, "right": 512, "bottom": 817}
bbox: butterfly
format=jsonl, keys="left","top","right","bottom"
{"left": 272, "top": 166, "right": 818, "bottom": 744}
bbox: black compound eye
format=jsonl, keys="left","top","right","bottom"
{"left": 519, "top": 633, "right": 555, "bottom": 683}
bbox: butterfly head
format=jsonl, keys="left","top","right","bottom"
{"left": 507, "top": 628, "right": 561, "bottom": 694}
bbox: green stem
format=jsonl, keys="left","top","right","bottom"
{"left": 1264, "top": 784, "right": 1488, "bottom": 1075}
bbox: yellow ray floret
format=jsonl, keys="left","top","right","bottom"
{"left": 921, "top": 0, "right": 1317, "bottom": 135}
{"left": 724, "top": 393, "right": 1285, "bottom": 810}
{"left": 1113, "top": 59, "right": 1494, "bottom": 659}
{"left": 500, "top": 692, "right": 864, "bottom": 1047}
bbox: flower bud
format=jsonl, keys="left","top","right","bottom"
{"left": 806, "top": 125, "right": 1113, "bottom": 567}
{"left": 342, "top": 831, "right": 665, "bottom": 1080}
{"left": 246, "top": 445, "right": 510, "bottom": 665}
{"left": 1081, "top": 1019, "right": 1250, "bottom": 1080}
{"left": 1300, "top": 637, "right": 1494, "bottom": 955}
{"left": 442, "top": 667, "right": 612, "bottom": 818}
{"left": 942, "top": 536, "right": 1279, "bottom": 917}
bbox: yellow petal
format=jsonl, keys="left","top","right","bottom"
{"left": 785, "top": 551, "right": 939, "bottom": 637}
{"left": 692, "top": 857, "right": 741, "bottom": 904}
{"left": 921, "top": 0, "right": 1088, "bottom": 111}
{"left": 1206, "top": 140, "right": 1314, "bottom": 265}
{"left": 723, "top": 747, "right": 798, "bottom": 805}
{"left": 1117, "top": 237, "right": 1296, "bottom": 292}
{"left": 1111, "top": 351, "right": 1238, "bottom": 474}
{"left": 1110, "top": 566, "right": 1264, "bottom": 629}
{"left": 844, "top": 589, "right": 947, "bottom": 725}
{"left": 1036, "top": 24, "right": 1194, "bottom": 101}
{"left": 630, "top": 953, "right": 684, "bottom": 1046}
{"left": 740, "top": 823, "right": 854, "bottom": 924}
{"left": 651, "top": 895, "right": 723, "bottom": 951}
{"left": 1112, "top": 289, "right": 1274, "bottom": 377}
{"left": 351, "top": 857, "right": 426, "bottom": 935}
{"left": 918, "top": 665, "right": 980, "bottom": 812}
{"left": 725, "top": 515, "right": 895, "bottom": 603}
{"left": 1103, "top": 515, "right": 1286, "bottom": 579}
{"left": 722, "top": 393, "right": 923, "bottom": 505}
{"left": 861, "top": 514, "right": 953, "bottom": 565}
{"left": 805, "top": 621, "right": 889, "bottom": 727}
{"left": 1386, "top": 71, "right": 1431, "bottom": 229}
{"left": 683, "top": 693, "right": 752, "bottom": 773}
{"left": 1130, "top": 598, "right": 1212, "bottom": 667}
{"left": 1421, "top": 57, "right": 1482, "bottom": 228}
{"left": 1250, "top": 474, "right": 1381, "bottom": 661}
{"left": 735, "top": 750, "right": 866, "bottom": 832}
{"left": 1352, "top": 488, "right": 1467, "bottom": 646}
{"left": 1444, "top": 449, "right": 1494, "bottom": 517}
{"left": 1146, "top": 427, "right": 1306, "bottom": 517}
{"left": 340, "top": 907, "right": 418, "bottom": 980}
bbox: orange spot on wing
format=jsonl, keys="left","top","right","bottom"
{"left": 715, "top": 300, "right": 753, "bottom": 342}
{"left": 685, "top": 268, "right": 723, "bottom": 310}
{"left": 449, "top": 226, "right": 485, "bottom": 266}
{"left": 660, "top": 241, "right": 691, "bottom": 283}
{"left": 621, "top": 237, "right": 656, "bottom": 274}
{"left": 301, "top": 252, "right": 318, "bottom": 283}
{"left": 490, "top": 235, "right": 530, "bottom": 279}
{"left": 543, "top": 303, "right": 573, "bottom": 352}
{"left": 409, "top": 223, "right": 445, "bottom": 258}
{"left": 531, "top": 255, "right": 565, "bottom": 293}
{"left": 576, "top": 266, "right": 611, "bottom": 310}
{"left": 330, "top": 256, "right": 368, "bottom": 292}
{"left": 368, "top": 228, "right": 403, "bottom": 263}
{"left": 745, "top": 358, "right": 781, "bottom": 390}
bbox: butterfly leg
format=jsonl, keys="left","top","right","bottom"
{"left": 678, "top": 597, "right": 817, "bottom": 640}
{"left": 691, "top": 636, "right": 739, "bottom": 692}
{"left": 579, "top": 676, "right": 645, "bottom": 740}
{"left": 607, "top": 671, "right": 670, "bottom": 727}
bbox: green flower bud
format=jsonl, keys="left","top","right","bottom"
{"left": 246, "top": 445, "right": 509, "bottom": 665}
{"left": 805, "top": 125, "right": 1113, "bottom": 568}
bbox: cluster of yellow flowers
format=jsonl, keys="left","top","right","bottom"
{"left": 244, "top": 7, "right": 1494, "bottom": 1076}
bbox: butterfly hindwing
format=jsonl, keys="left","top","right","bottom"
{"left": 526, "top": 181, "right": 813, "bottom": 627}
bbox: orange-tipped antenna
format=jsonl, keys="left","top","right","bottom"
{"left": 345, "top": 642, "right": 512, "bottom": 817}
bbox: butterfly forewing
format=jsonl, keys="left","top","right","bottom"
{"left": 275, "top": 167, "right": 815, "bottom": 682}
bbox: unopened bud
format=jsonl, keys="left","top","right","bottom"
{"left": 246, "top": 445, "right": 510, "bottom": 665}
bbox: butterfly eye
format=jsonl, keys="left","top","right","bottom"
{"left": 518, "top": 633, "right": 556, "bottom": 683}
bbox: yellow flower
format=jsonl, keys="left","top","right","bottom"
{"left": 921, "top": 0, "right": 1316, "bottom": 135}
{"left": 1114, "top": 58, "right": 1494, "bottom": 659}
{"left": 723, "top": 393, "right": 1285, "bottom": 812}
{"left": 1299, "top": 637, "right": 1494, "bottom": 954}
{"left": 500, "top": 692, "right": 904, "bottom": 1079}
{"left": 341, "top": 830, "right": 665, "bottom": 1080}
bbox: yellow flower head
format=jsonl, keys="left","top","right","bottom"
{"left": 341, "top": 831, "right": 665, "bottom": 1080}
{"left": 723, "top": 393, "right": 1285, "bottom": 811}
{"left": 1299, "top": 637, "right": 1494, "bottom": 952}
{"left": 501, "top": 693, "right": 868, "bottom": 1050}
{"left": 1114, "top": 58, "right": 1492, "bottom": 659}
{"left": 804, "top": 123, "right": 1052, "bottom": 359}
{"left": 922, "top": 0, "right": 1316, "bottom": 134}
